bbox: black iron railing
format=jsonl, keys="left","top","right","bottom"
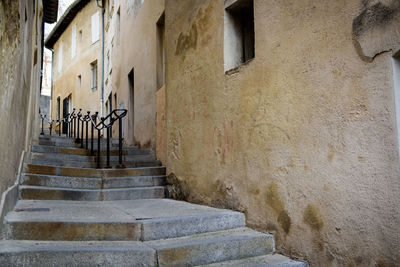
{"left": 40, "top": 108, "right": 127, "bottom": 169}
{"left": 40, "top": 113, "right": 55, "bottom": 136}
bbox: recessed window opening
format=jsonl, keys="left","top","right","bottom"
{"left": 392, "top": 52, "right": 400, "bottom": 162}
{"left": 224, "top": 0, "right": 255, "bottom": 72}
{"left": 116, "top": 7, "right": 121, "bottom": 45}
{"left": 156, "top": 12, "right": 165, "bottom": 90}
{"left": 77, "top": 75, "right": 81, "bottom": 88}
{"left": 90, "top": 61, "right": 98, "bottom": 91}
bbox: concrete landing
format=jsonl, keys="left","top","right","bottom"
{"left": 0, "top": 240, "right": 156, "bottom": 266}
{"left": 198, "top": 254, "right": 308, "bottom": 267}
{"left": 145, "top": 227, "right": 274, "bottom": 266}
{"left": 4, "top": 199, "right": 245, "bottom": 241}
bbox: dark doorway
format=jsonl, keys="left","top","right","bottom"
{"left": 62, "top": 96, "right": 69, "bottom": 134}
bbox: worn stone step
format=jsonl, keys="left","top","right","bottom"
{"left": 19, "top": 185, "right": 166, "bottom": 201}
{"left": 197, "top": 254, "right": 308, "bottom": 267}
{"left": 4, "top": 199, "right": 245, "bottom": 241}
{"left": 30, "top": 152, "right": 156, "bottom": 164}
{"left": 30, "top": 158, "right": 161, "bottom": 168}
{"left": 21, "top": 174, "right": 165, "bottom": 189}
{"left": 21, "top": 174, "right": 101, "bottom": 189}
{"left": 23, "top": 164, "right": 166, "bottom": 178}
{"left": 0, "top": 240, "right": 156, "bottom": 266}
{"left": 40, "top": 135, "right": 120, "bottom": 143}
{"left": 39, "top": 139, "right": 121, "bottom": 148}
{"left": 31, "top": 145, "right": 151, "bottom": 156}
{"left": 145, "top": 227, "right": 274, "bottom": 266}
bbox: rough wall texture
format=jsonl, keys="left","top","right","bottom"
{"left": 353, "top": 0, "right": 400, "bottom": 60}
{"left": 0, "top": 0, "right": 36, "bottom": 194}
{"left": 165, "top": 0, "right": 400, "bottom": 266}
{"left": 156, "top": 84, "right": 166, "bottom": 163}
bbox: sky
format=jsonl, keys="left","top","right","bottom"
{"left": 45, "top": 0, "right": 76, "bottom": 37}
{"left": 42, "top": 0, "right": 76, "bottom": 96}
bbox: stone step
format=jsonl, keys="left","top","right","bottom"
{"left": 0, "top": 240, "right": 156, "bottom": 266}
{"left": 23, "top": 164, "right": 166, "bottom": 178}
{"left": 21, "top": 174, "right": 165, "bottom": 189}
{"left": 145, "top": 227, "right": 274, "bottom": 266}
{"left": 19, "top": 185, "right": 166, "bottom": 201}
{"left": 40, "top": 135, "right": 120, "bottom": 142}
{"left": 197, "top": 254, "right": 308, "bottom": 267}
{"left": 39, "top": 140, "right": 121, "bottom": 149}
{"left": 31, "top": 145, "right": 151, "bottom": 156}
{"left": 30, "top": 158, "right": 161, "bottom": 168}
{"left": 30, "top": 152, "right": 156, "bottom": 163}
{"left": 39, "top": 138, "right": 121, "bottom": 148}
{"left": 4, "top": 199, "right": 245, "bottom": 241}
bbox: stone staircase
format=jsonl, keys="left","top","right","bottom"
{"left": 0, "top": 135, "right": 307, "bottom": 266}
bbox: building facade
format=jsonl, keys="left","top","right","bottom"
{"left": 46, "top": 0, "right": 101, "bottom": 133}
{"left": 103, "top": 0, "right": 165, "bottom": 152}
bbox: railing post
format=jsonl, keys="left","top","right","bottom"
{"left": 91, "top": 113, "right": 97, "bottom": 156}
{"left": 77, "top": 115, "right": 80, "bottom": 142}
{"left": 49, "top": 122, "right": 52, "bottom": 136}
{"left": 86, "top": 112, "right": 89, "bottom": 149}
{"left": 106, "top": 126, "right": 111, "bottom": 168}
{"left": 97, "top": 128, "right": 101, "bottom": 169}
{"left": 91, "top": 119, "right": 94, "bottom": 156}
{"left": 59, "top": 120, "right": 61, "bottom": 136}
{"left": 73, "top": 116, "right": 76, "bottom": 138}
{"left": 40, "top": 116, "right": 44, "bottom": 135}
{"left": 80, "top": 118, "right": 84, "bottom": 148}
{"left": 116, "top": 116, "right": 125, "bottom": 168}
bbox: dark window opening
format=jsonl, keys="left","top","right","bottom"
{"left": 156, "top": 12, "right": 165, "bottom": 90}
{"left": 90, "top": 61, "right": 98, "bottom": 91}
{"left": 224, "top": 0, "right": 255, "bottom": 71}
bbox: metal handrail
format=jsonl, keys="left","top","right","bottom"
{"left": 58, "top": 108, "right": 127, "bottom": 168}
{"left": 39, "top": 113, "right": 54, "bottom": 136}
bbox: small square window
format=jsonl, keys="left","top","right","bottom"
{"left": 77, "top": 75, "right": 81, "bottom": 88}
{"left": 224, "top": 0, "right": 255, "bottom": 72}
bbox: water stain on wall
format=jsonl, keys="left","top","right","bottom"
{"left": 303, "top": 204, "right": 324, "bottom": 231}
{"left": 175, "top": 1, "right": 214, "bottom": 58}
{"left": 265, "top": 182, "right": 291, "bottom": 234}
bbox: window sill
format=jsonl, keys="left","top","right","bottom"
{"left": 225, "top": 58, "right": 254, "bottom": 75}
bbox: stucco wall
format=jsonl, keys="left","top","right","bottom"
{"left": 165, "top": 0, "right": 400, "bottom": 265}
{"left": 51, "top": 1, "right": 101, "bottom": 124}
{"left": 108, "top": 0, "right": 164, "bottom": 148}
{"left": 0, "top": 0, "right": 42, "bottom": 195}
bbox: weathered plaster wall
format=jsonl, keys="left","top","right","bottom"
{"left": 0, "top": 0, "right": 42, "bottom": 195}
{"left": 156, "top": 84, "right": 166, "bottom": 163}
{"left": 108, "top": 0, "right": 164, "bottom": 148}
{"left": 353, "top": 0, "right": 400, "bottom": 60}
{"left": 165, "top": 0, "right": 400, "bottom": 265}
{"left": 51, "top": 1, "right": 101, "bottom": 124}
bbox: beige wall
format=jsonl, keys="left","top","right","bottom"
{"left": 51, "top": 1, "right": 101, "bottom": 126}
{"left": 0, "top": 0, "right": 44, "bottom": 195}
{"left": 105, "top": 0, "right": 165, "bottom": 148}
{"left": 165, "top": 0, "right": 400, "bottom": 266}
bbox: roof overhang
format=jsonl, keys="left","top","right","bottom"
{"left": 44, "top": 0, "right": 91, "bottom": 49}
{"left": 43, "top": 0, "right": 59, "bottom": 23}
